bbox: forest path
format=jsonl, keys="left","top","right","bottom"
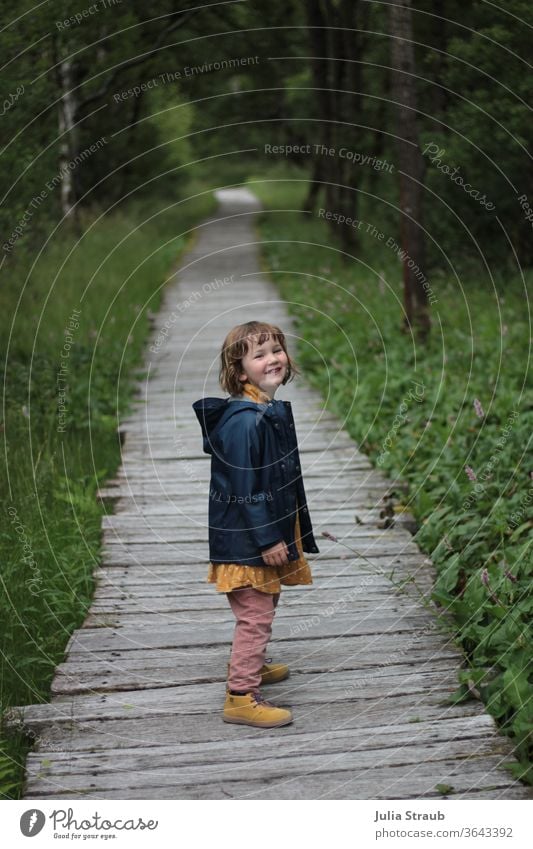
{"left": 11, "top": 188, "right": 531, "bottom": 800}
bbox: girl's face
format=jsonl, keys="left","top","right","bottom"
{"left": 239, "top": 334, "right": 288, "bottom": 398}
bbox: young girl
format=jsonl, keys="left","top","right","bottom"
{"left": 192, "top": 320, "right": 319, "bottom": 728}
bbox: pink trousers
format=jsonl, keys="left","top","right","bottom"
{"left": 226, "top": 587, "right": 280, "bottom": 692}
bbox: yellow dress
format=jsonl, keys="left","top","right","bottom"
{"left": 207, "top": 381, "right": 313, "bottom": 594}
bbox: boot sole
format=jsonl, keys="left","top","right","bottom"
{"left": 223, "top": 715, "right": 293, "bottom": 728}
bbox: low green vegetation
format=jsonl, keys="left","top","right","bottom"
{"left": 0, "top": 186, "right": 215, "bottom": 797}
{"left": 251, "top": 171, "right": 533, "bottom": 785}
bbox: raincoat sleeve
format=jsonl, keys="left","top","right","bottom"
{"left": 219, "top": 411, "right": 284, "bottom": 552}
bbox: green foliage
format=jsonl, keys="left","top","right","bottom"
{"left": 435, "top": 783, "right": 455, "bottom": 796}
{"left": 416, "top": 0, "right": 533, "bottom": 268}
{"left": 0, "top": 2, "right": 58, "bottom": 250}
{"left": 254, "top": 175, "right": 533, "bottom": 783}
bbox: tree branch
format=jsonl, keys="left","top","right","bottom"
{"left": 75, "top": 7, "right": 201, "bottom": 119}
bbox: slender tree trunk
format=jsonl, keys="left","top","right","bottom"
{"left": 302, "top": 157, "right": 326, "bottom": 213}
{"left": 305, "top": 0, "right": 334, "bottom": 213}
{"left": 389, "top": 0, "right": 431, "bottom": 339}
{"left": 333, "top": 0, "right": 360, "bottom": 255}
{"left": 57, "top": 58, "right": 79, "bottom": 222}
{"left": 431, "top": 0, "right": 449, "bottom": 119}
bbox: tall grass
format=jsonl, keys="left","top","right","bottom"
{"left": 0, "top": 185, "right": 216, "bottom": 797}
{"left": 250, "top": 170, "right": 533, "bottom": 786}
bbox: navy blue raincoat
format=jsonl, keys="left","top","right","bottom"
{"left": 192, "top": 395, "right": 320, "bottom": 566}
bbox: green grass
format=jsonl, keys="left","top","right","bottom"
{"left": 0, "top": 182, "right": 216, "bottom": 798}
{"left": 249, "top": 170, "right": 533, "bottom": 785}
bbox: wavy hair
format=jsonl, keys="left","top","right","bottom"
{"left": 219, "top": 321, "right": 299, "bottom": 396}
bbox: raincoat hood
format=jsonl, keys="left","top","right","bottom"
{"left": 192, "top": 396, "right": 264, "bottom": 455}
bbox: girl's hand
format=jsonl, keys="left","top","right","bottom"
{"left": 261, "top": 540, "right": 289, "bottom": 566}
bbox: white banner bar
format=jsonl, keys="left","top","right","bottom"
{"left": 2, "top": 798, "right": 531, "bottom": 848}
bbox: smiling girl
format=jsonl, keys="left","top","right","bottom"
{"left": 192, "top": 320, "right": 319, "bottom": 727}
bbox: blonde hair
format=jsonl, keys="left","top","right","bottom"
{"left": 219, "top": 321, "right": 299, "bottom": 396}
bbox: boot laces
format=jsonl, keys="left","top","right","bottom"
{"left": 252, "top": 692, "right": 274, "bottom": 708}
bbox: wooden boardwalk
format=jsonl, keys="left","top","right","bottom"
{"left": 11, "top": 188, "right": 531, "bottom": 799}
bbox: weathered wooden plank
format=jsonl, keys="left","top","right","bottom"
{"left": 81, "top": 593, "right": 439, "bottom": 629}
{"left": 50, "top": 649, "right": 463, "bottom": 694}
{"left": 100, "top": 507, "right": 413, "bottom": 527}
{"left": 100, "top": 517, "right": 419, "bottom": 535}
{"left": 88, "top": 590, "right": 435, "bottom": 612}
{"left": 88, "top": 583, "right": 435, "bottom": 613}
{"left": 116, "top": 438, "right": 358, "bottom": 453}
{"left": 95, "top": 557, "right": 428, "bottom": 577}
{"left": 100, "top": 522, "right": 417, "bottom": 545}
{"left": 24, "top": 770, "right": 530, "bottom": 800}
{"left": 97, "top": 485, "right": 387, "bottom": 503}
{"left": 31, "top": 713, "right": 496, "bottom": 765}
{"left": 107, "top": 496, "right": 402, "bottom": 514}
{"left": 23, "top": 714, "right": 504, "bottom": 771}
{"left": 22, "top": 736, "right": 516, "bottom": 797}
{"left": 90, "top": 579, "right": 436, "bottom": 608}
{"left": 13, "top": 668, "right": 466, "bottom": 728}
{"left": 91, "top": 556, "right": 436, "bottom": 579}
{"left": 62, "top": 612, "right": 442, "bottom": 657}
{"left": 98, "top": 542, "right": 421, "bottom": 567}
{"left": 84, "top": 592, "right": 429, "bottom": 618}
{"left": 119, "top": 416, "right": 342, "bottom": 431}
{"left": 53, "top": 620, "right": 453, "bottom": 668}
{"left": 15, "top": 696, "right": 488, "bottom": 757}
{"left": 118, "top": 427, "right": 358, "bottom": 443}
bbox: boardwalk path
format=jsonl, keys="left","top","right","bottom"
{"left": 13, "top": 188, "right": 531, "bottom": 799}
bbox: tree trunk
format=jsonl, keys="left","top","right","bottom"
{"left": 57, "top": 58, "right": 79, "bottom": 223}
{"left": 305, "top": 0, "right": 334, "bottom": 212}
{"left": 332, "top": 0, "right": 361, "bottom": 256}
{"left": 389, "top": 0, "right": 431, "bottom": 340}
{"left": 302, "top": 157, "right": 326, "bottom": 213}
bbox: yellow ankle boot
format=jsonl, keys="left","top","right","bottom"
{"left": 223, "top": 691, "right": 293, "bottom": 728}
{"left": 227, "top": 658, "right": 289, "bottom": 686}
{"left": 260, "top": 658, "right": 290, "bottom": 684}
